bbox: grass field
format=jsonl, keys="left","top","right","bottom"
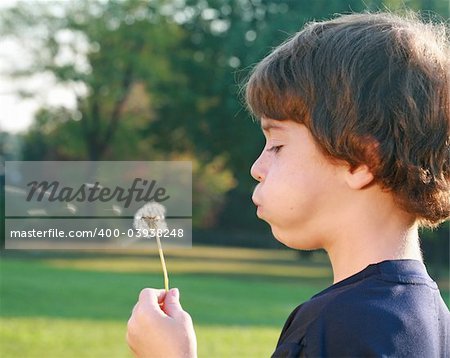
{"left": 0, "top": 246, "right": 448, "bottom": 357}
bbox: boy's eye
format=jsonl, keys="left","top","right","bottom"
{"left": 267, "top": 145, "right": 283, "bottom": 153}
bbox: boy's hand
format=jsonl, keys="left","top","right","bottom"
{"left": 127, "top": 288, "right": 197, "bottom": 358}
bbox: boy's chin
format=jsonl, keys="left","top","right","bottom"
{"left": 272, "top": 229, "right": 322, "bottom": 250}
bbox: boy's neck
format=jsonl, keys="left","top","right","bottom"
{"left": 328, "top": 229, "right": 422, "bottom": 284}
{"left": 324, "top": 190, "right": 422, "bottom": 284}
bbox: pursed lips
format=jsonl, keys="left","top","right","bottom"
{"left": 251, "top": 194, "right": 263, "bottom": 216}
{"left": 251, "top": 184, "right": 261, "bottom": 205}
{"left": 252, "top": 185, "right": 265, "bottom": 216}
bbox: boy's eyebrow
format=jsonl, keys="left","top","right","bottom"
{"left": 261, "top": 122, "right": 285, "bottom": 132}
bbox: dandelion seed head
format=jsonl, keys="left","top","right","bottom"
{"left": 133, "top": 202, "right": 168, "bottom": 236}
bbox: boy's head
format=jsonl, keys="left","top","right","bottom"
{"left": 246, "top": 12, "right": 450, "bottom": 229}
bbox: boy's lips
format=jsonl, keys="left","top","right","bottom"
{"left": 252, "top": 196, "right": 264, "bottom": 216}
{"left": 256, "top": 205, "right": 263, "bottom": 216}
{"left": 252, "top": 197, "right": 261, "bottom": 207}
{"left": 252, "top": 193, "right": 265, "bottom": 217}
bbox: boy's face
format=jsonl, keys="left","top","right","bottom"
{"left": 251, "top": 118, "right": 346, "bottom": 250}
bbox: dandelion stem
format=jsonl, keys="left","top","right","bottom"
{"left": 142, "top": 216, "right": 169, "bottom": 292}
{"left": 156, "top": 234, "right": 169, "bottom": 292}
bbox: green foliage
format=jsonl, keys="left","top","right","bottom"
{"left": 191, "top": 155, "right": 237, "bottom": 228}
{"left": 420, "top": 221, "right": 450, "bottom": 276}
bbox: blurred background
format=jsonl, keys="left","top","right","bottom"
{"left": 0, "top": 0, "right": 449, "bottom": 357}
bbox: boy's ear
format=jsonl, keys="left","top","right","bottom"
{"left": 344, "top": 164, "right": 375, "bottom": 190}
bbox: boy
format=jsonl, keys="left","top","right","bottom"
{"left": 126, "top": 12, "right": 449, "bottom": 357}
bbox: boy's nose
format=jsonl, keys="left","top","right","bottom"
{"left": 250, "top": 155, "right": 265, "bottom": 182}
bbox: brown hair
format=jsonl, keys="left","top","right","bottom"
{"left": 246, "top": 12, "right": 450, "bottom": 228}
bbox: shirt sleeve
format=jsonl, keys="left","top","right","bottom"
{"left": 271, "top": 342, "right": 306, "bottom": 358}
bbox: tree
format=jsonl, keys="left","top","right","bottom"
{"left": 1, "top": 0, "right": 183, "bottom": 160}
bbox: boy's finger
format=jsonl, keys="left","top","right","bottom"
{"left": 138, "top": 288, "right": 167, "bottom": 312}
{"left": 162, "top": 288, "right": 186, "bottom": 320}
{"left": 138, "top": 288, "right": 166, "bottom": 302}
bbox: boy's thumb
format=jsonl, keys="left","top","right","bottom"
{"left": 163, "top": 288, "right": 184, "bottom": 318}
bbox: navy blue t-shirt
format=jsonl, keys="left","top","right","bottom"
{"left": 272, "top": 260, "right": 449, "bottom": 357}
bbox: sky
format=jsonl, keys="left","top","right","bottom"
{"left": 0, "top": 0, "right": 76, "bottom": 134}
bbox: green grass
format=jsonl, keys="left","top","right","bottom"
{"left": 0, "top": 247, "right": 331, "bottom": 357}
{"left": 0, "top": 317, "right": 281, "bottom": 358}
{"left": 0, "top": 317, "right": 131, "bottom": 358}
{"left": 0, "top": 247, "right": 448, "bottom": 357}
